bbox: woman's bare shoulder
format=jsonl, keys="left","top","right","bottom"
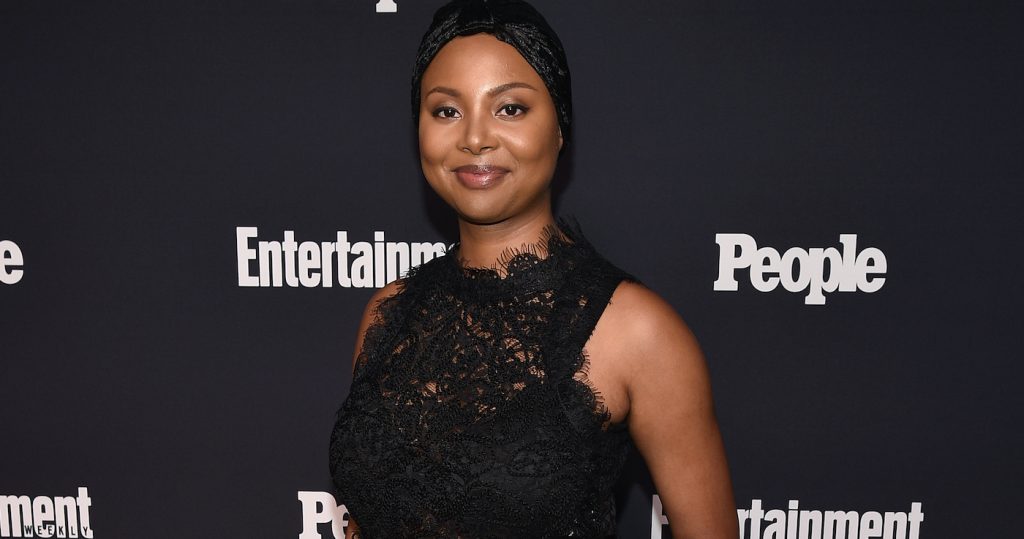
{"left": 367, "top": 280, "right": 404, "bottom": 310}
{"left": 604, "top": 281, "right": 700, "bottom": 347}
{"left": 351, "top": 280, "right": 404, "bottom": 370}
{"left": 600, "top": 281, "right": 706, "bottom": 383}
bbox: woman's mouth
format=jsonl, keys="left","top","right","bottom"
{"left": 453, "top": 165, "right": 510, "bottom": 189}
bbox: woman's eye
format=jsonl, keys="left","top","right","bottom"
{"left": 497, "top": 104, "right": 528, "bottom": 117}
{"left": 433, "top": 106, "right": 460, "bottom": 119}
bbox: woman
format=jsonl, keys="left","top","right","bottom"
{"left": 330, "top": 1, "right": 736, "bottom": 537}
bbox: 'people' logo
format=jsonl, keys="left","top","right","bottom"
{"left": 236, "top": 227, "right": 446, "bottom": 289}
{"left": 297, "top": 491, "right": 348, "bottom": 539}
{"left": 0, "top": 240, "right": 24, "bottom": 285}
{"left": 714, "top": 234, "right": 886, "bottom": 305}
{"left": 0, "top": 487, "right": 93, "bottom": 538}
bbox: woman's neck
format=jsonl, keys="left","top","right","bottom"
{"left": 455, "top": 211, "right": 559, "bottom": 271}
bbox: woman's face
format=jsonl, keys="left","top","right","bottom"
{"left": 418, "top": 33, "right": 563, "bottom": 226}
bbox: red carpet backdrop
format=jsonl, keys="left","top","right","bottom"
{"left": 2, "top": 1, "right": 1021, "bottom": 537}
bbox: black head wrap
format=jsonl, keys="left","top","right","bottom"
{"left": 412, "top": 0, "right": 573, "bottom": 150}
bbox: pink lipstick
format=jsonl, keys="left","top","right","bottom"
{"left": 453, "top": 165, "right": 510, "bottom": 189}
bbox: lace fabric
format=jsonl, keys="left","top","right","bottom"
{"left": 329, "top": 221, "right": 634, "bottom": 538}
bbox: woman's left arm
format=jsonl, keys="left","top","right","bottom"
{"left": 607, "top": 283, "right": 738, "bottom": 539}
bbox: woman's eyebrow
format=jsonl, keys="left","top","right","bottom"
{"left": 424, "top": 81, "right": 538, "bottom": 99}
{"left": 486, "top": 81, "right": 538, "bottom": 97}
{"left": 425, "top": 86, "right": 460, "bottom": 98}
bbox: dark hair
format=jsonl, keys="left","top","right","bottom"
{"left": 412, "top": 0, "right": 573, "bottom": 150}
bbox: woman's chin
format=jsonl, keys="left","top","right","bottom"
{"left": 450, "top": 195, "right": 554, "bottom": 228}
{"left": 455, "top": 209, "right": 511, "bottom": 227}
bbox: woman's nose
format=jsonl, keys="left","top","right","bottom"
{"left": 459, "top": 108, "right": 497, "bottom": 155}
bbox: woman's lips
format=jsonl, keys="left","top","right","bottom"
{"left": 453, "top": 165, "right": 510, "bottom": 189}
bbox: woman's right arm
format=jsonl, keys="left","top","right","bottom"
{"left": 344, "top": 281, "right": 402, "bottom": 539}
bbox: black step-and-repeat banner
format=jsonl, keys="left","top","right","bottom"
{"left": 2, "top": 1, "right": 1021, "bottom": 538}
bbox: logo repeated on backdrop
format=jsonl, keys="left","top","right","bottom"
{"left": 297, "top": 491, "right": 348, "bottom": 539}
{"left": 714, "top": 234, "right": 887, "bottom": 305}
{"left": 655, "top": 498, "right": 929, "bottom": 539}
{"left": 0, "top": 240, "right": 24, "bottom": 285}
{"left": 733, "top": 499, "right": 924, "bottom": 539}
{"left": 375, "top": 0, "right": 397, "bottom": 12}
{"left": 298, "top": 493, "right": 925, "bottom": 539}
{"left": 236, "top": 227, "right": 446, "bottom": 289}
{"left": 0, "top": 487, "right": 94, "bottom": 538}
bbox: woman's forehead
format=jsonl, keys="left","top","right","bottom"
{"left": 422, "top": 34, "right": 544, "bottom": 88}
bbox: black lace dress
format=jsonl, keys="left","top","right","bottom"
{"left": 329, "top": 224, "right": 635, "bottom": 538}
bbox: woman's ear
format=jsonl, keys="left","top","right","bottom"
{"left": 557, "top": 128, "right": 563, "bottom": 151}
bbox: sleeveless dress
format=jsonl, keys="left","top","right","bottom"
{"left": 329, "top": 223, "right": 635, "bottom": 538}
